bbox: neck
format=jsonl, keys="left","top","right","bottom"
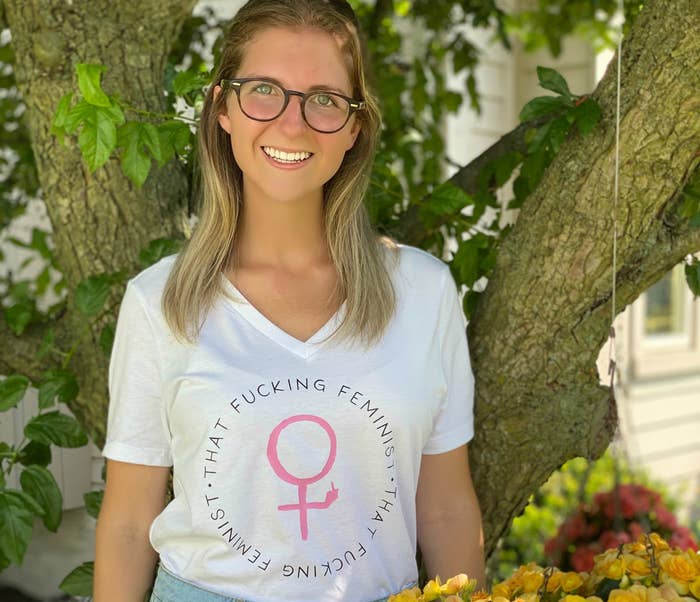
{"left": 234, "top": 185, "right": 330, "bottom": 272}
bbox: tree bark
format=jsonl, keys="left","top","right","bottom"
{"left": 467, "top": 0, "right": 700, "bottom": 554}
{"left": 2, "top": 0, "right": 699, "bottom": 560}
{"left": 3, "top": 0, "right": 196, "bottom": 444}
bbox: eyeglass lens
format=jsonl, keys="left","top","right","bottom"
{"left": 238, "top": 80, "right": 351, "bottom": 133}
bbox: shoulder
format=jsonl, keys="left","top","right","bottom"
{"left": 393, "top": 243, "right": 450, "bottom": 287}
{"left": 124, "top": 254, "right": 178, "bottom": 312}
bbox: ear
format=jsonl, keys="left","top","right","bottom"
{"left": 213, "top": 85, "right": 232, "bottom": 134}
{"left": 345, "top": 117, "right": 361, "bottom": 151}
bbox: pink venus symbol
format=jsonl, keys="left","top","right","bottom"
{"left": 266, "top": 414, "right": 339, "bottom": 541}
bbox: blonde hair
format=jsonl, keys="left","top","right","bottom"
{"left": 162, "top": 0, "right": 397, "bottom": 347}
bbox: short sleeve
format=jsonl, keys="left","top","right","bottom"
{"left": 102, "top": 281, "right": 173, "bottom": 466}
{"left": 422, "top": 268, "right": 475, "bottom": 454}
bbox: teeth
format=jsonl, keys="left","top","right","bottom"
{"left": 263, "top": 146, "right": 312, "bottom": 163}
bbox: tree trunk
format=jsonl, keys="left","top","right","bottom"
{"left": 2, "top": 0, "right": 699, "bottom": 559}
{"left": 467, "top": 0, "right": 700, "bottom": 553}
{"left": 2, "top": 0, "right": 196, "bottom": 444}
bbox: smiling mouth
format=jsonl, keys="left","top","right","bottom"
{"left": 262, "top": 146, "right": 313, "bottom": 164}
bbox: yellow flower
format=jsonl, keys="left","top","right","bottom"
{"left": 472, "top": 590, "right": 491, "bottom": 602}
{"left": 493, "top": 596, "right": 511, "bottom": 602}
{"left": 442, "top": 574, "right": 473, "bottom": 595}
{"left": 493, "top": 583, "right": 512, "bottom": 599}
{"left": 626, "top": 556, "right": 652, "bottom": 580}
{"left": 561, "top": 595, "right": 587, "bottom": 602}
{"left": 650, "top": 534, "right": 671, "bottom": 552}
{"left": 660, "top": 553, "right": 699, "bottom": 590}
{"left": 604, "top": 558, "right": 628, "bottom": 580}
{"left": 522, "top": 572, "right": 545, "bottom": 593}
{"left": 689, "top": 577, "right": 700, "bottom": 599}
{"left": 586, "top": 597, "right": 605, "bottom": 602}
{"left": 388, "top": 586, "right": 423, "bottom": 602}
{"left": 444, "top": 597, "right": 462, "bottom": 602}
{"left": 562, "top": 572, "right": 585, "bottom": 593}
{"left": 658, "top": 583, "right": 682, "bottom": 601}
{"left": 423, "top": 579, "right": 443, "bottom": 602}
{"left": 609, "top": 585, "right": 649, "bottom": 602}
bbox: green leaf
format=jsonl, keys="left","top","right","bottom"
{"left": 60, "top": 561, "right": 94, "bottom": 597}
{"left": 547, "top": 116, "right": 572, "bottom": 154}
{"left": 38, "top": 370, "right": 79, "bottom": 409}
{"left": 519, "top": 95, "right": 571, "bottom": 122}
{"left": 36, "top": 266, "right": 51, "bottom": 296}
{"left": 491, "top": 152, "right": 522, "bottom": 187}
{"left": 521, "top": 147, "right": 548, "bottom": 188}
{"left": 139, "top": 237, "right": 183, "bottom": 268}
{"left": 74, "top": 274, "right": 112, "bottom": 316}
{"left": 4, "top": 301, "right": 33, "bottom": 336}
{"left": 17, "top": 441, "right": 52, "bottom": 468}
{"left": 573, "top": 98, "right": 602, "bottom": 135}
{"left": 24, "top": 411, "right": 88, "bottom": 448}
{"left": 452, "top": 238, "right": 484, "bottom": 288}
{"left": 142, "top": 123, "right": 165, "bottom": 166}
{"left": 596, "top": 578, "right": 621, "bottom": 600}
{"left": 117, "top": 122, "right": 152, "bottom": 187}
{"left": 172, "top": 69, "right": 210, "bottom": 97}
{"left": 685, "top": 261, "right": 700, "bottom": 297}
{"left": 83, "top": 490, "right": 104, "bottom": 519}
{"left": 537, "top": 66, "right": 572, "bottom": 98}
{"left": 423, "top": 182, "right": 474, "bottom": 218}
{"left": 0, "top": 375, "right": 30, "bottom": 412}
{"left": 463, "top": 289, "right": 481, "bottom": 321}
{"left": 0, "top": 490, "right": 36, "bottom": 564}
{"left": 78, "top": 106, "right": 118, "bottom": 171}
{"left": 30, "top": 228, "right": 52, "bottom": 260}
{"left": 51, "top": 92, "right": 73, "bottom": 143}
{"left": 20, "top": 466, "right": 63, "bottom": 532}
{"left": 99, "top": 322, "right": 116, "bottom": 357}
{"left": 76, "top": 63, "right": 111, "bottom": 107}
{"left": 36, "top": 328, "right": 55, "bottom": 360}
{"left": 158, "top": 120, "right": 191, "bottom": 163}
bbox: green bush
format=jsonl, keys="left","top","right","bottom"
{"left": 488, "top": 449, "right": 677, "bottom": 582}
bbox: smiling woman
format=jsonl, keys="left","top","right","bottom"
{"left": 93, "top": 1, "right": 484, "bottom": 601}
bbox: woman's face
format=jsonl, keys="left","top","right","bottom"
{"left": 216, "top": 26, "right": 361, "bottom": 207}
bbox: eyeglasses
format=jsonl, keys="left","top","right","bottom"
{"left": 220, "top": 78, "right": 365, "bottom": 134}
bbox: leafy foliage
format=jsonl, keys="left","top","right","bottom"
{"left": 488, "top": 450, "right": 688, "bottom": 582}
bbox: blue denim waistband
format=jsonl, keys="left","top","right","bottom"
{"left": 150, "top": 563, "right": 414, "bottom": 602}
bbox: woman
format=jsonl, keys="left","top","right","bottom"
{"left": 94, "top": 1, "right": 485, "bottom": 600}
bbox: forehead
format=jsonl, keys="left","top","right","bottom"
{"left": 237, "top": 26, "right": 353, "bottom": 92}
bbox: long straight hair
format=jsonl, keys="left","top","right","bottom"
{"left": 162, "top": 0, "right": 398, "bottom": 347}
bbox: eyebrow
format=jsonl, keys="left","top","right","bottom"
{"left": 239, "top": 75, "right": 350, "bottom": 96}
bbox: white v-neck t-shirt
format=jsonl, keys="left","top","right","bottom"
{"left": 103, "top": 244, "right": 475, "bottom": 602}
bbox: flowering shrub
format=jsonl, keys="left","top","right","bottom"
{"left": 545, "top": 484, "right": 698, "bottom": 572}
{"left": 388, "top": 573, "right": 477, "bottom": 601}
{"left": 391, "top": 534, "right": 700, "bottom": 602}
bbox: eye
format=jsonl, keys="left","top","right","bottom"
{"left": 313, "top": 93, "right": 338, "bottom": 108}
{"left": 252, "top": 82, "right": 275, "bottom": 95}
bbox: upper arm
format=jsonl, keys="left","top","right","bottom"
{"left": 99, "top": 459, "right": 171, "bottom": 530}
{"left": 416, "top": 444, "right": 479, "bottom": 524}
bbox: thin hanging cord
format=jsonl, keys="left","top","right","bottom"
{"left": 607, "top": 1, "right": 624, "bottom": 394}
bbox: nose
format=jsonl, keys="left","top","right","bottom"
{"left": 276, "top": 94, "right": 308, "bottom": 136}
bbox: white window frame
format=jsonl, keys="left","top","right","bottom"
{"left": 629, "top": 265, "right": 700, "bottom": 379}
